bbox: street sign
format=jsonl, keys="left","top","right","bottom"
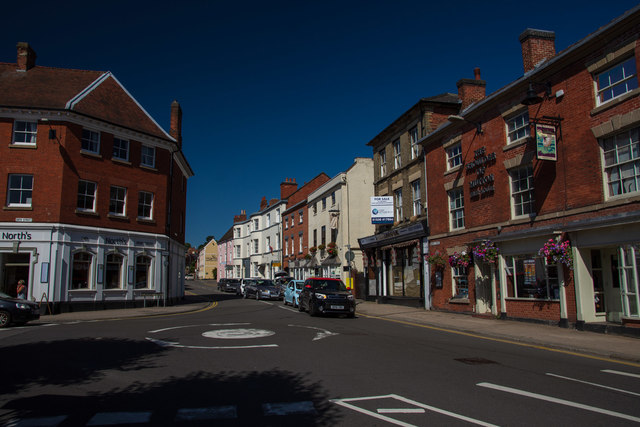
{"left": 345, "top": 250, "right": 355, "bottom": 262}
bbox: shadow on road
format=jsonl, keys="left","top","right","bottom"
{"left": 0, "top": 338, "right": 341, "bottom": 426}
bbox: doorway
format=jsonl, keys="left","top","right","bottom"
{"left": 1, "top": 253, "right": 31, "bottom": 298}
{"left": 590, "top": 248, "right": 624, "bottom": 322}
{"left": 475, "top": 263, "right": 493, "bottom": 314}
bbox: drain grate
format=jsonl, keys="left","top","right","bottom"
{"left": 455, "top": 357, "right": 498, "bottom": 365}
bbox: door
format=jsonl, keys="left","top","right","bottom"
{"left": 475, "top": 263, "right": 493, "bottom": 314}
{"left": 618, "top": 245, "right": 640, "bottom": 318}
{"left": 1, "top": 253, "right": 31, "bottom": 297}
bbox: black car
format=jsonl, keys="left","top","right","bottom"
{"left": 221, "top": 278, "right": 241, "bottom": 293}
{"left": 0, "top": 291, "right": 40, "bottom": 327}
{"left": 243, "top": 279, "right": 279, "bottom": 300}
{"left": 274, "top": 276, "right": 293, "bottom": 298}
{"left": 298, "top": 277, "right": 355, "bottom": 317}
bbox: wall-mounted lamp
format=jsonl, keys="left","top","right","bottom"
{"left": 448, "top": 115, "right": 483, "bottom": 134}
{"left": 521, "top": 82, "right": 552, "bottom": 105}
{"left": 40, "top": 118, "right": 57, "bottom": 141}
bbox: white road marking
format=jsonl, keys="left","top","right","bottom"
{"left": 86, "top": 411, "right": 152, "bottom": 425}
{"left": 175, "top": 406, "right": 237, "bottom": 421}
{"left": 602, "top": 369, "right": 640, "bottom": 379}
{"left": 378, "top": 408, "right": 426, "bottom": 414}
{"left": 263, "top": 401, "right": 317, "bottom": 416}
{"left": 203, "top": 328, "right": 275, "bottom": 339}
{"left": 478, "top": 382, "right": 640, "bottom": 422}
{"left": 288, "top": 324, "right": 339, "bottom": 341}
{"left": 145, "top": 337, "right": 277, "bottom": 349}
{"left": 7, "top": 415, "right": 67, "bottom": 426}
{"left": 546, "top": 372, "right": 640, "bottom": 397}
{"left": 331, "top": 394, "right": 498, "bottom": 427}
{"left": 149, "top": 323, "right": 249, "bottom": 333}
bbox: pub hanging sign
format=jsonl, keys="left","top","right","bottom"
{"left": 536, "top": 124, "right": 557, "bottom": 161}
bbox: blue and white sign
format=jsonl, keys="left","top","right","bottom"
{"left": 371, "top": 196, "right": 394, "bottom": 224}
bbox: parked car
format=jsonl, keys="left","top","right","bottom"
{"left": 239, "top": 278, "right": 257, "bottom": 296}
{"left": 0, "top": 291, "right": 40, "bottom": 328}
{"left": 275, "top": 276, "right": 294, "bottom": 298}
{"left": 283, "top": 279, "right": 304, "bottom": 307}
{"left": 244, "top": 279, "right": 279, "bottom": 300}
{"left": 185, "top": 274, "right": 194, "bottom": 280}
{"left": 220, "top": 278, "right": 241, "bottom": 293}
{"left": 298, "top": 277, "right": 355, "bottom": 318}
{"left": 217, "top": 278, "right": 228, "bottom": 291}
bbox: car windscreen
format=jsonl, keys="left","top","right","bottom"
{"left": 312, "top": 280, "right": 347, "bottom": 291}
{"left": 256, "top": 280, "right": 274, "bottom": 287}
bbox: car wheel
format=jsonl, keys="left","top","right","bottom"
{"left": 255, "top": 293, "right": 259, "bottom": 300}
{"left": 0, "top": 310, "right": 11, "bottom": 328}
{"left": 243, "top": 291, "right": 247, "bottom": 299}
{"left": 293, "top": 298, "right": 298, "bottom": 308}
{"left": 308, "top": 303, "right": 318, "bottom": 317}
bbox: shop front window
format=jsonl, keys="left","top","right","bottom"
{"left": 505, "top": 255, "right": 559, "bottom": 300}
{"left": 71, "top": 252, "right": 93, "bottom": 289}
{"left": 452, "top": 266, "right": 468, "bottom": 298}
{"left": 105, "top": 253, "right": 124, "bottom": 289}
{"left": 135, "top": 255, "right": 152, "bottom": 289}
{"left": 387, "top": 246, "right": 421, "bottom": 298}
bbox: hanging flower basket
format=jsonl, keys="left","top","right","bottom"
{"left": 472, "top": 240, "right": 499, "bottom": 264}
{"left": 449, "top": 250, "right": 472, "bottom": 268}
{"left": 538, "top": 238, "right": 573, "bottom": 269}
{"left": 309, "top": 246, "right": 317, "bottom": 254}
{"left": 317, "top": 244, "right": 326, "bottom": 251}
{"left": 327, "top": 242, "right": 338, "bottom": 257}
{"left": 425, "top": 250, "right": 447, "bottom": 270}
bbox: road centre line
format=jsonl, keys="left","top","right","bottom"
{"left": 378, "top": 408, "right": 426, "bottom": 414}
{"left": 175, "top": 406, "right": 237, "bottom": 421}
{"left": 149, "top": 323, "right": 250, "bottom": 333}
{"left": 477, "top": 382, "right": 640, "bottom": 422}
{"left": 357, "top": 313, "right": 640, "bottom": 368}
{"left": 145, "top": 337, "right": 278, "bottom": 350}
{"left": 331, "top": 394, "right": 498, "bottom": 427}
{"left": 87, "top": 411, "right": 151, "bottom": 425}
{"left": 602, "top": 369, "right": 640, "bottom": 379}
{"left": 262, "top": 401, "right": 317, "bottom": 416}
{"left": 546, "top": 372, "right": 640, "bottom": 397}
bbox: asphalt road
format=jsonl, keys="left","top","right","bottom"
{"left": 1, "top": 280, "right": 639, "bottom": 426}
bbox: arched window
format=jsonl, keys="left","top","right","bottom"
{"left": 72, "top": 252, "right": 93, "bottom": 289}
{"left": 135, "top": 255, "right": 152, "bottom": 289}
{"left": 105, "top": 253, "right": 124, "bottom": 289}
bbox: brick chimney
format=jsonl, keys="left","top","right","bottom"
{"left": 280, "top": 178, "right": 298, "bottom": 200}
{"left": 269, "top": 198, "right": 279, "bottom": 206}
{"left": 457, "top": 67, "right": 486, "bottom": 111}
{"left": 16, "top": 42, "right": 36, "bottom": 71}
{"left": 233, "top": 210, "right": 247, "bottom": 223}
{"left": 260, "top": 197, "right": 268, "bottom": 211}
{"left": 170, "top": 100, "right": 182, "bottom": 148}
{"left": 519, "top": 29, "right": 556, "bottom": 73}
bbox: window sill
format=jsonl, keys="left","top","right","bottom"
{"left": 68, "top": 289, "right": 96, "bottom": 293}
{"left": 505, "top": 297, "right": 559, "bottom": 302}
{"left": 80, "top": 150, "right": 102, "bottom": 159}
{"left": 75, "top": 209, "right": 99, "bottom": 216}
{"left": 140, "top": 165, "right": 158, "bottom": 172}
{"left": 444, "top": 165, "right": 462, "bottom": 176}
{"left": 3, "top": 206, "right": 33, "bottom": 211}
{"left": 9, "top": 144, "right": 37, "bottom": 149}
{"left": 503, "top": 136, "right": 532, "bottom": 152}
{"left": 103, "top": 288, "right": 127, "bottom": 292}
{"left": 108, "top": 214, "right": 129, "bottom": 221}
{"left": 449, "top": 297, "right": 469, "bottom": 304}
{"left": 136, "top": 217, "right": 156, "bottom": 224}
{"left": 112, "top": 158, "right": 131, "bottom": 166}
{"left": 591, "top": 88, "right": 640, "bottom": 116}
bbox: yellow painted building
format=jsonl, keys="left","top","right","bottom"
{"left": 197, "top": 238, "right": 218, "bottom": 280}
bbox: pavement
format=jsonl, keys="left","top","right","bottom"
{"left": 34, "top": 296, "right": 640, "bottom": 366}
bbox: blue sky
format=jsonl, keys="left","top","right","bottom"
{"left": 3, "top": 0, "right": 639, "bottom": 246}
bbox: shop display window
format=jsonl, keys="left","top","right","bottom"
{"left": 135, "top": 255, "right": 152, "bottom": 289}
{"left": 105, "top": 253, "right": 124, "bottom": 289}
{"left": 505, "top": 255, "right": 559, "bottom": 300}
{"left": 71, "top": 252, "right": 93, "bottom": 289}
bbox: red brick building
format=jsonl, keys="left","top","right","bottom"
{"left": 421, "top": 7, "right": 640, "bottom": 330}
{"left": 281, "top": 174, "right": 330, "bottom": 277}
{"left": 0, "top": 42, "right": 193, "bottom": 312}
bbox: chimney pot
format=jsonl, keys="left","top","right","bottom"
{"left": 170, "top": 100, "right": 182, "bottom": 148}
{"left": 474, "top": 67, "right": 481, "bottom": 80}
{"left": 457, "top": 68, "right": 486, "bottom": 111}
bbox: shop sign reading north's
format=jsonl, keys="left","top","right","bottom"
{"left": 1, "top": 231, "right": 33, "bottom": 241}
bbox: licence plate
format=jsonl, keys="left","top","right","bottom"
{"left": 330, "top": 305, "right": 344, "bottom": 310}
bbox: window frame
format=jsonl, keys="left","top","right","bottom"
{"left": 109, "top": 185, "right": 127, "bottom": 216}
{"left": 411, "top": 180, "right": 422, "bottom": 216}
{"left": 410, "top": 126, "right": 419, "bottom": 159}
{"left": 138, "top": 191, "right": 154, "bottom": 220}
{"left": 6, "top": 174, "right": 33, "bottom": 208}
{"left": 504, "top": 254, "right": 559, "bottom": 300}
{"left": 135, "top": 254, "right": 153, "bottom": 289}
{"left": 81, "top": 128, "right": 101, "bottom": 154}
{"left": 601, "top": 126, "right": 640, "bottom": 199}
{"left": 452, "top": 266, "right": 469, "bottom": 299}
{"left": 141, "top": 145, "right": 156, "bottom": 168}
{"left": 379, "top": 149, "right": 387, "bottom": 177}
{"left": 447, "top": 142, "right": 462, "bottom": 170}
{"left": 505, "top": 111, "right": 530, "bottom": 144}
{"left": 393, "top": 139, "right": 402, "bottom": 169}
{"left": 448, "top": 187, "right": 465, "bottom": 230}
{"left": 510, "top": 164, "right": 535, "bottom": 218}
{"left": 394, "top": 188, "right": 403, "bottom": 222}
{"left": 71, "top": 251, "right": 93, "bottom": 290}
{"left": 595, "top": 56, "right": 638, "bottom": 106}
{"left": 105, "top": 252, "right": 124, "bottom": 290}
{"left": 12, "top": 120, "right": 37, "bottom": 145}
{"left": 77, "top": 180, "right": 97, "bottom": 212}
{"left": 112, "top": 137, "right": 130, "bottom": 161}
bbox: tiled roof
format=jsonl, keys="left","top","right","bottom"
{"left": 0, "top": 63, "right": 171, "bottom": 140}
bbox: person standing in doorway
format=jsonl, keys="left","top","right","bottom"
{"left": 16, "top": 280, "right": 26, "bottom": 299}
